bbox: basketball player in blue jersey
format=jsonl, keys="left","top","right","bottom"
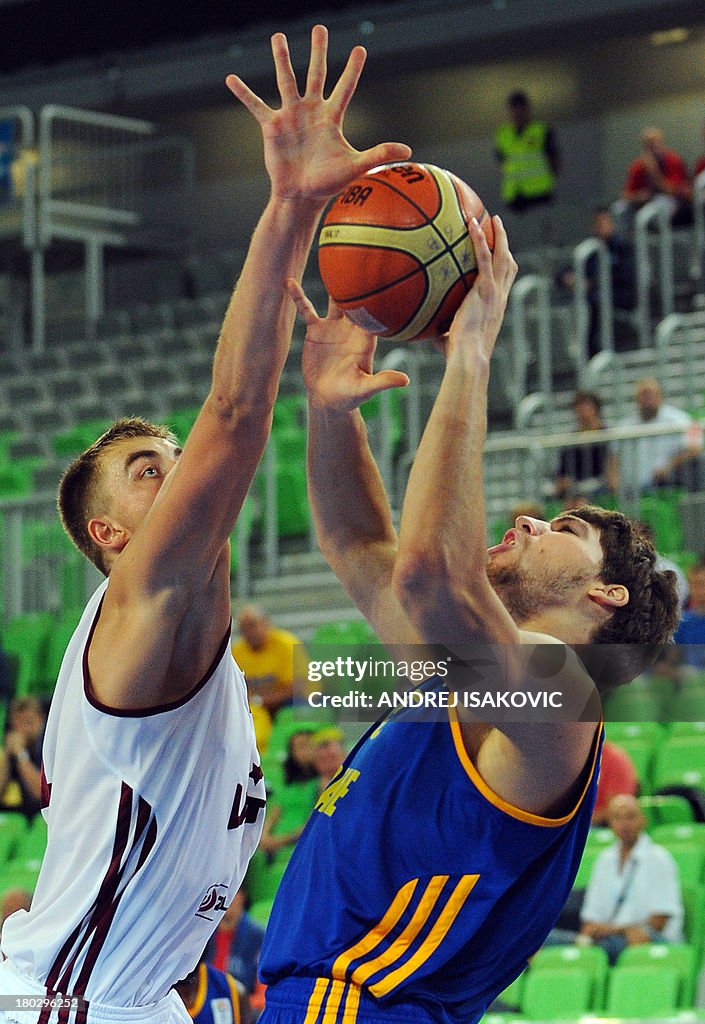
{"left": 0, "top": 26, "right": 411, "bottom": 1024}
{"left": 257, "top": 218, "right": 681, "bottom": 1024}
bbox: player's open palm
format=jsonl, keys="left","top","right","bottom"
{"left": 226, "top": 25, "right": 411, "bottom": 203}
{"left": 288, "top": 279, "right": 409, "bottom": 412}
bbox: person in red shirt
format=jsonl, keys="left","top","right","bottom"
{"left": 592, "top": 740, "right": 639, "bottom": 825}
{"left": 622, "top": 127, "right": 692, "bottom": 226}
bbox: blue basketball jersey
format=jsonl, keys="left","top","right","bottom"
{"left": 188, "top": 963, "right": 240, "bottom": 1024}
{"left": 260, "top": 700, "right": 603, "bottom": 1024}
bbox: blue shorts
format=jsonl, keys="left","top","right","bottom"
{"left": 260, "top": 978, "right": 438, "bottom": 1024}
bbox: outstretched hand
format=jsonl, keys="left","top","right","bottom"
{"left": 226, "top": 24, "right": 411, "bottom": 204}
{"left": 288, "top": 280, "right": 410, "bottom": 412}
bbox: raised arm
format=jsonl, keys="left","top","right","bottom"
{"left": 115, "top": 27, "right": 411, "bottom": 594}
{"left": 89, "top": 27, "right": 410, "bottom": 708}
{"left": 290, "top": 284, "right": 418, "bottom": 645}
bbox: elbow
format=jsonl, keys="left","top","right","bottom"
{"left": 392, "top": 547, "right": 465, "bottom": 618}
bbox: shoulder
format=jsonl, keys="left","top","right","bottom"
{"left": 661, "top": 405, "right": 691, "bottom": 424}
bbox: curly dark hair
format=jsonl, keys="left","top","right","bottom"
{"left": 570, "top": 505, "right": 681, "bottom": 688}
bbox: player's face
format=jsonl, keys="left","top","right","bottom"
{"left": 98, "top": 436, "right": 182, "bottom": 537}
{"left": 486, "top": 514, "right": 605, "bottom": 621}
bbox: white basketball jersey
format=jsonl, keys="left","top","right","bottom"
{"left": 1, "top": 579, "right": 265, "bottom": 1009}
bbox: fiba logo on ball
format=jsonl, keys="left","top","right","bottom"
{"left": 318, "top": 162, "right": 494, "bottom": 342}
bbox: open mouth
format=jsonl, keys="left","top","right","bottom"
{"left": 487, "top": 529, "right": 518, "bottom": 556}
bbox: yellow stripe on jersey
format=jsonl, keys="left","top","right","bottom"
{"left": 321, "top": 980, "right": 346, "bottom": 1024}
{"left": 350, "top": 875, "right": 449, "bottom": 986}
{"left": 304, "top": 978, "right": 330, "bottom": 1024}
{"left": 331, "top": 878, "right": 418, "bottom": 979}
{"left": 343, "top": 981, "right": 361, "bottom": 1023}
{"left": 369, "top": 874, "right": 479, "bottom": 996}
{"left": 226, "top": 973, "right": 241, "bottom": 1024}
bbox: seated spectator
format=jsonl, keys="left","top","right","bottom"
{"left": 313, "top": 727, "right": 347, "bottom": 792}
{"left": 232, "top": 605, "right": 308, "bottom": 716}
{"left": 606, "top": 378, "right": 694, "bottom": 498}
{"left": 0, "top": 696, "right": 46, "bottom": 818}
{"left": 206, "top": 887, "right": 265, "bottom": 997}
{"left": 673, "top": 558, "right": 705, "bottom": 670}
{"left": 620, "top": 127, "right": 692, "bottom": 228}
{"left": 175, "top": 948, "right": 248, "bottom": 1024}
{"left": 579, "top": 795, "right": 683, "bottom": 963}
{"left": 555, "top": 391, "right": 609, "bottom": 501}
{"left": 592, "top": 741, "right": 639, "bottom": 826}
{"left": 282, "top": 728, "right": 317, "bottom": 785}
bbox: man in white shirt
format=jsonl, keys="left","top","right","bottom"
{"left": 607, "top": 378, "right": 695, "bottom": 497}
{"left": 579, "top": 794, "right": 684, "bottom": 963}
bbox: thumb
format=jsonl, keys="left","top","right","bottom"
{"left": 365, "top": 369, "right": 411, "bottom": 395}
{"left": 355, "top": 143, "right": 412, "bottom": 177}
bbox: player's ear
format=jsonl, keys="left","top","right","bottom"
{"left": 87, "top": 516, "right": 129, "bottom": 556}
{"left": 587, "top": 583, "right": 629, "bottom": 609}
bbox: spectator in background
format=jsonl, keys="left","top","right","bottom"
{"left": 495, "top": 90, "right": 560, "bottom": 248}
{"left": 620, "top": 127, "right": 692, "bottom": 228}
{"left": 607, "top": 378, "right": 694, "bottom": 498}
{"left": 232, "top": 605, "right": 308, "bottom": 717}
{"left": 313, "top": 727, "right": 347, "bottom": 793}
{"left": 175, "top": 949, "right": 248, "bottom": 1024}
{"left": 557, "top": 209, "right": 636, "bottom": 356}
{"left": 673, "top": 558, "right": 705, "bottom": 670}
{"left": 579, "top": 795, "right": 683, "bottom": 964}
{"left": 0, "top": 696, "right": 46, "bottom": 819}
{"left": 555, "top": 391, "right": 609, "bottom": 502}
{"left": 592, "top": 742, "right": 639, "bottom": 826}
{"left": 207, "top": 887, "right": 265, "bottom": 997}
{"left": 258, "top": 730, "right": 318, "bottom": 863}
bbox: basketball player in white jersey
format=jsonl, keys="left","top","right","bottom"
{"left": 0, "top": 26, "right": 410, "bottom": 1024}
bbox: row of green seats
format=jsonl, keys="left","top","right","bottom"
{"left": 603, "top": 724, "right": 705, "bottom": 790}
{"left": 495, "top": 941, "right": 700, "bottom": 1019}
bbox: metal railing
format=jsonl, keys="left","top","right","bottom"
{"left": 32, "top": 105, "right": 195, "bottom": 349}
{"left": 693, "top": 168, "right": 705, "bottom": 292}
{"left": 634, "top": 195, "right": 675, "bottom": 347}
{"left": 572, "top": 236, "right": 614, "bottom": 363}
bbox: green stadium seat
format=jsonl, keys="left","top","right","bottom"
{"left": 606, "top": 721, "right": 665, "bottom": 744}
{"left": 276, "top": 465, "right": 310, "bottom": 537}
{"left": 244, "top": 849, "right": 290, "bottom": 904}
{"left": 610, "top": 736, "right": 655, "bottom": 794}
{"left": 574, "top": 846, "right": 601, "bottom": 889}
{"left": 682, "top": 883, "right": 705, "bottom": 958}
{"left": 311, "top": 620, "right": 379, "bottom": 648}
{"left": 43, "top": 609, "right": 84, "bottom": 688}
{"left": 248, "top": 898, "right": 274, "bottom": 926}
{"left": 616, "top": 943, "right": 698, "bottom": 1007}
{"left": 53, "top": 420, "right": 113, "bottom": 458}
{"left": 671, "top": 844, "right": 705, "bottom": 884}
{"left": 639, "top": 489, "right": 684, "bottom": 552}
{"left": 530, "top": 943, "right": 609, "bottom": 1010}
{"left": 0, "top": 812, "right": 28, "bottom": 867}
{"left": 602, "top": 687, "right": 665, "bottom": 723}
{"left": 521, "top": 966, "right": 592, "bottom": 1019}
{"left": 668, "top": 720, "right": 705, "bottom": 738}
{"left": 653, "top": 736, "right": 705, "bottom": 789}
{"left": 0, "top": 860, "right": 41, "bottom": 896}
{"left": 640, "top": 794, "right": 695, "bottom": 828}
{"left": 670, "top": 689, "right": 705, "bottom": 723}
{"left": 272, "top": 394, "right": 307, "bottom": 432}
{"left": 15, "top": 814, "right": 47, "bottom": 863}
{"left": 585, "top": 827, "right": 614, "bottom": 851}
{"left": 606, "top": 963, "right": 680, "bottom": 1016}
{"left": 494, "top": 969, "right": 525, "bottom": 1011}
{"left": 0, "top": 463, "right": 35, "bottom": 498}
{"left": 2, "top": 612, "right": 54, "bottom": 696}
{"left": 651, "top": 822, "right": 705, "bottom": 850}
